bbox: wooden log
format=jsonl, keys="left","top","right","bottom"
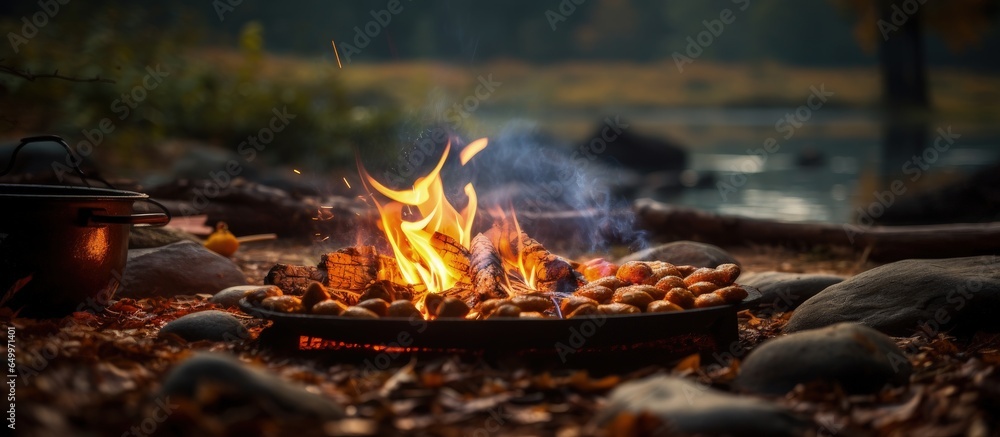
{"left": 485, "top": 222, "right": 579, "bottom": 294}
{"left": 430, "top": 232, "right": 472, "bottom": 278}
{"left": 469, "top": 233, "right": 509, "bottom": 302}
{"left": 634, "top": 198, "right": 1000, "bottom": 261}
{"left": 320, "top": 246, "right": 382, "bottom": 290}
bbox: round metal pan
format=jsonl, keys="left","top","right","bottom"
{"left": 239, "top": 298, "right": 740, "bottom": 351}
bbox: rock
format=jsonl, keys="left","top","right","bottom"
{"left": 595, "top": 376, "right": 807, "bottom": 436}
{"left": 160, "top": 353, "right": 343, "bottom": 419}
{"left": 786, "top": 256, "right": 1000, "bottom": 336}
{"left": 119, "top": 241, "right": 247, "bottom": 298}
{"left": 158, "top": 310, "right": 247, "bottom": 342}
{"left": 211, "top": 285, "right": 279, "bottom": 308}
{"left": 618, "top": 241, "right": 739, "bottom": 268}
{"left": 128, "top": 226, "right": 200, "bottom": 249}
{"left": 735, "top": 323, "right": 911, "bottom": 395}
{"left": 738, "top": 272, "right": 845, "bottom": 313}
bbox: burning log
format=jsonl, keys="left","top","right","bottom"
{"left": 321, "top": 246, "right": 403, "bottom": 291}
{"left": 265, "top": 264, "right": 327, "bottom": 295}
{"left": 468, "top": 233, "right": 509, "bottom": 302}
{"left": 485, "top": 222, "right": 579, "bottom": 295}
{"left": 430, "top": 232, "right": 472, "bottom": 279}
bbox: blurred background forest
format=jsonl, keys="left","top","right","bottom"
{"left": 1, "top": 0, "right": 999, "bottom": 224}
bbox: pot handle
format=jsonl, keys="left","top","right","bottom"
{"left": 86, "top": 198, "right": 172, "bottom": 227}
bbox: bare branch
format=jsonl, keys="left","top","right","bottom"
{"left": 0, "top": 60, "right": 115, "bottom": 84}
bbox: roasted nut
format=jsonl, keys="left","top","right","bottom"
{"left": 246, "top": 286, "right": 282, "bottom": 304}
{"left": 386, "top": 300, "right": 421, "bottom": 318}
{"left": 685, "top": 266, "right": 738, "bottom": 287}
{"left": 676, "top": 265, "right": 698, "bottom": 278}
{"left": 694, "top": 292, "right": 726, "bottom": 308}
{"left": 575, "top": 285, "right": 614, "bottom": 303}
{"left": 612, "top": 286, "right": 655, "bottom": 309}
{"left": 359, "top": 281, "right": 395, "bottom": 302}
{"left": 623, "top": 284, "right": 666, "bottom": 300}
{"left": 715, "top": 285, "right": 749, "bottom": 303}
{"left": 489, "top": 304, "right": 522, "bottom": 318}
{"left": 654, "top": 276, "right": 686, "bottom": 293}
{"left": 587, "top": 276, "right": 628, "bottom": 290}
{"left": 435, "top": 297, "right": 471, "bottom": 318}
{"left": 664, "top": 288, "right": 696, "bottom": 309}
{"left": 647, "top": 300, "right": 684, "bottom": 313}
{"left": 598, "top": 303, "right": 642, "bottom": 315}
{"left": 560, "top": 295, "right": 599, "bottom": 315}
{"left": 478, "top": 298, "right": 512, "bottom": 316}
{"left": 423, "top": 293, "right": 444, "bottom": 315}
{"left": 301, "top": 282, "right": 331, "bottom": 311}
{"left": 686, "top": 281, "right": 719, "bottom": 296}
{"left": 511, "top": 295, "right": 555, "bottom": 313}
{"left": 261, "top": 295, "right": 303, "bottom": 313}
{"left": 355, "top": 298, "right": 390, "bottom": 317}
{"left": 342, "top": 306, "right": 380, "bottom": 318}
{"left": 651, "top": 265, "right": 683, "bottom": 280}
{"left": 616, "top": 261, "right": 654, "bottom": 285}
{"left": 567, "top": 303, "right": 601, "bottom": 318}
{"left": 717, "top": 264, "right": 741, "bottom": 284}
{"left": 311, "top": 299, "right": 348, "bottom": 316}
{"left": 519, "top": 311, "right": 546, "bottom": 318}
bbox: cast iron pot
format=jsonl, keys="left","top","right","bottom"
{"left": 0, "top": 136, "right": 170, "bottom": 317}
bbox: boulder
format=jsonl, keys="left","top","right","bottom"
{"left": 158, "top": 310, "right": 247, "bottom": 342}
{"left": 617, "top": 241, "right": 739, "bottom": 268}
{"left": 118, "top": 241, "right": 247, "bottom": 298}
{"left": 738, "top": 271, "right": 845, "bottom": 313}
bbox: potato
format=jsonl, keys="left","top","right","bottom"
{"left": 715, "top": 285, "right": 749, "bottom": 303}
{"left": 519, "top": 311, "right": 546, "bottom": 318}
{"left": 511, "top": 295, "right": 554, "bottom": 313}
{"left": 423, "top": 293, "right": 445, "bottom": 315}
{"left": 717, "top": 263, "right": 741, "bottom": 284}
{"left": 654, "top": 276, "right": 686, "bottom": 293}
{"left": 311, "top": 299, "right": 348, "bottom": 316}
{"left": 342, "top": 306, "right": 380, "bottom": 318}
{"left": 489, "top": 304, "right": 522, "bottom": 318}
{"left": 647, "top": 300, "right": 684, "bottom": 313}
{"left": 567, "top": 303, "right": 601, "bottom": 318}
{"left": 575, "top": 285, "right": 614, "bottom": 303}
{"left": 684, "top": 265, "right": 739, "bottom": 287}
{"left": 612, "top": 286, "right": 656, "bottom": 309}
{"left": 477, "top": 298, "right": 512, "bottom": 317}
{"left": 616, "top": 261, "right": 654, "bottom": 285}
{"left": 693, "top": 292, "right": 726, "bottom": 308}
{"left": 560, "top": 295, "right": 599, "bottom": 315}
{"left": 586, "top": 276, "right": 628, "bottom": 290}
{"left": 355, "top": 298, "right": 390, "bottom": 317}
{"left": 686, "top": 281, "right": 719, "bottom": 296}
{"left": 664, "top": 288, "right": 696, "bottom": 309}
{"left": 301, "top": 282, "right": 331, "bottom": 311}
{"left": 598, "top": 303, "right": 641, "bottom": 315}
{"left": 386, "top": 300, "right": 421, "bottom": 318}
{"left": 245, "top": 286, "right": 282, "bottom": 304}
{"left": 261, "top": 295, "right": 303, "bottom": 313}
{"left": 435, "top": 297, "right": 470, "bottom": 318}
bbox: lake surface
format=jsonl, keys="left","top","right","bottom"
{"left": 487, "top": 108, "right": 1000, "bottom": 224}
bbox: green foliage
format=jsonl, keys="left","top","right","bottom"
{"left": 1, "top": 2, "right": 398, "bottom": 171}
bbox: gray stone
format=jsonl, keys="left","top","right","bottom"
{"left": 128, "top": 227, "right": 200, "bottom": 249}
{"left": 736, "top": 323, "right": 911, "bottom": 395}
{"left": 119, "top": 241, "right": 247, "bottom": 298}
{"left": 786, "top": 256, "right": 1000, "bottom": 336}
{"left": 159, "top": 310, "right": 247, "bottom": 342}
{"left": 738, "top": 272, "right": 845, "bottom": 312}
{"left": 617, "top": 241, "right": 739, "bottom": 268}
{"left": 160, "top": 353, "right": 343, "bottom": 419}
{"left": 210, "top": 285, "right": 279, "bottom": 308}
{"left": 595, "top": 376, "right": 808, "bottom": 436}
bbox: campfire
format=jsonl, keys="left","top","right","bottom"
{"left": 250, "top": 137, "right": 748, "bottom": 327}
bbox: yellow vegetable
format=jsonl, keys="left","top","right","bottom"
{"left": 204, "top": 222, "right": 239, "bottom": 257}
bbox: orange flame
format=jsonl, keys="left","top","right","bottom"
{"left": 360, "top": 139, "right": 488, "bottom": 293}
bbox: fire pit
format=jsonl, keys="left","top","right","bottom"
{"left": 240, "top": 138, "right": 747, "bottom": 364}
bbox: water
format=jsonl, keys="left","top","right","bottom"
{"left": 484, "top": 108, "right": 1000, "bottom": 224}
